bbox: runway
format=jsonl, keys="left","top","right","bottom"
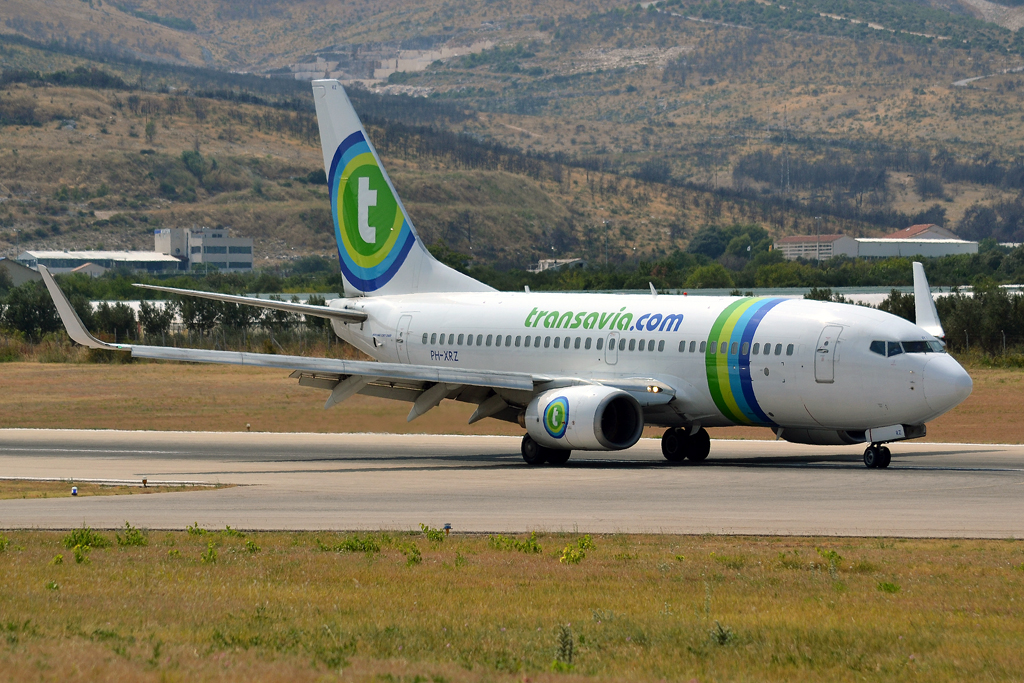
{"left": 1, "top": 429, "right": 1022, "bottom": 537}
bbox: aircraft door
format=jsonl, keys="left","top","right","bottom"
{"left": 605, "top": 332, "right": 619, "bottom": 365}
{"left": 396, "top": 314, "right": 413, "bottom": 364}
{"left": 814, "top": 325, "right": 842, "bottom": 384}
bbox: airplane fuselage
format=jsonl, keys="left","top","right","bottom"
{"left": 328, "top": 291, "right": 972, "bottom": 434}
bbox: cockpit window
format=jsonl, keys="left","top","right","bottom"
{"left": 872, "top": 340, "right": 946, "bottom": 356}
{"left": 902, "top": 340, "right": 946, "bottom": 354}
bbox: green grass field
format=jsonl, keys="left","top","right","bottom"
{"left": 1, "top": 529, "right": 1022, "bottom": 681}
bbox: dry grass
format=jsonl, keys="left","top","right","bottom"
{"left": 0, "top": 530, "right": 1022, "bottom": 681}
{"left": 0, "top": 480, "right": 229, "bottom": 500}
{"left": 0, "top": 361, "right": 1018, "bottom": 443}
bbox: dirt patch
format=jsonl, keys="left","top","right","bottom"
{"left": 0, "top": 361, "right": 1017, "bottom": 443}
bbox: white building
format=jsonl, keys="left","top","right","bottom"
{"left": 773, "top": 226, "right": 978, "bottom": 261}
{"left": 17, "top": 250, "right": 184, "bottom": 274}
{"left": 773, "top": 234, "right": 860, "bottom": 261}
{"left": 154, "top": 227, "right": 253, "bottom": 272}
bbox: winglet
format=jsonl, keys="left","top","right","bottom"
{"left": 912, "top": 261, "right": 944, "bottom": 339}
{"left": 38, "top": 265, "right": 128, "bottom": 351}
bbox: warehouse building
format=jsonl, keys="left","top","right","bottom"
{"left": 773, "top": 224, "right": 977, "bottom": 261}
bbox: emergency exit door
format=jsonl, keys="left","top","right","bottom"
{"left": 814, "top": 325, "right": 843, "bottom": 383}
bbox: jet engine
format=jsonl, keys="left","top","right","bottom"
{"left": 524, "top": 386, "right": 644, "bottom": 451}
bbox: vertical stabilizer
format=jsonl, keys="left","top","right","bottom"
{"left": 912, "top": 261, "right": 944, "bottom": 338}
{"left": 311, "top": 79, "right": 493, "bottom": 297}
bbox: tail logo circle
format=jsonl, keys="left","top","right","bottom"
{"left": 329, "top": 132, "right": 415, "bottom": 292}
{"left": 544, "top": 397, "right": 569, "bottom": 439}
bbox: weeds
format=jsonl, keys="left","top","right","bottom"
{"left": 167, "top": 549, "right": 181, "bottom": 559}
{"left": 186, "top": 522, "right": 207, "bottom": 536}
{"left": 45, "top": 581, "right": 58, "bottom": 591}
{"left": 245, "top": 539, "right": 261, "bottom": 554}
{"left": 488, "top": 532, "right": 542, "bottom": 554}
{"left": 817, "top": 547, "right": 842, "bottom": 580}
{"left": 51, "top": 554, "right": 63, "bottom": 565}
{"left": 0, "top": 534, "right": 8, "bottom": 552}
{"left": 551, "top": 624, "right": 574, "bottom": 671}
{"left": 116, "top": 521, "right": 147, "bottom": 547}
{"left": 315, "top": 534, "right": 381, "bottom": 554}
{"left": 712, "top": 552, "right": 745, "bottom": 570}
{"left": 560, "top": 535, "right": 596, "bottom": 565}
{"left": 72, "top": 544, "right": 90, "bottom": 564}
{"left": 62, "top": 526, "right": 109, "bottom": 549}
{"left": 454, "top": 551, "right": 467, "bottom": 567}
{"left": 420, "top": 524, "right": 445, "bottom": 544}
{"left": 201, "top": 542, "right": 217, "bottom": 564}
{"left": 709, "top": 621, "right": 735, "bottom": 646}
{"left": 223, "top": 525, "right": 245, "bottom": 538}
{"left": 877, "top": 581, "right": 901, "bottom": 594}
{"left": 402, "top": 544, "right": 422, "bottom": 567}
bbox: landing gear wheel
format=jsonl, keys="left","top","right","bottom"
{"left": 521, "top": 435, "right": 547, "bottom": 466}
{"left": 546, "top": 449, "right": 572, "bottom": 466}
{"left": 877, "top": 446, "right": 892, "bottom": 469}
{"left": 687, "top": 427, "right": 711, "bottom": 462}
{"left": 864, "top": 445, "right": 882, "bottom": 468}
{"left": 661, "top": 428, "right": 687, "bottom": 462}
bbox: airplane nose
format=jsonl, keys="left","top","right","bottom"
{"left": 923, "top": 354, "right": 973, "bottom": 414}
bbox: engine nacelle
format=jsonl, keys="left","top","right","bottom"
{"left": 525, "top": 386, "right": 644, "bottom": 451}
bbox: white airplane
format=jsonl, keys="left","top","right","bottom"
{"left": 39, "top": 79, "right": 973, "bottom": 469}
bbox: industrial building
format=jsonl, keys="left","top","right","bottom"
{"left": 16, "top": 250, "right": 184, "bottom": 274}
{"left": 773, "top": 224, "right": 978, "bottom": 261}
{"left": 155, "top": 227, "right": 253, "bottom": 272}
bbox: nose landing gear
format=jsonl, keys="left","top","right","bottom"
{"left": 863, "top": 444, "right": 892, "bottom": 469}
{"left": 661, "top": 427, "right": 711, "bottom": 463}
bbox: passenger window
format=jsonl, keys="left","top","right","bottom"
{"left": 596, "top": 338, "right": 604, "bottom": 351}
{"left": 564, "top": 336, "right": 570, "bottom": 349}
{"left": 439, "top": 334, "right": 445, "bottom": 346}
{"left": 752, "top": 342, "right": 760, "bottom": 355}
{"left": 505, "top": 335, "right": 512, "bottom": 346}
{"left": 515, "top": 335, "right": 521, "bottom": 347}
{"left": 585, "top": 338, "right": 592, "bottom": 350}
{"left": 544, "top": 336, "right": 551, "bottom": 348}
{"left": 476, "top": 334, "right": 483, "bottom": 346}
{"left": 628, "top": 339, "right": 636, "bottom": 351}
{"left": 575, "top": 337, "right": 581, "bottom": 349}
{"left": 524, "top": 335, "right": 531, "bottom": 347}
{"left": 619, "top": 338, "right": 626, "bottom": 351}
{"left": 741, "top": 342, "right": 749, "bottom": 355}
{"left": 887, "top": 341, "right": 903, "bottom": 357}
{"left": 774, "top": 343, "right": 782, "bottom": 355}
{"left": 678, "top": 340, "right": 685, "bottom": 352}
{"left": 786, "top": 344, "right": 795, "bottom": 356}
{"left": 466, "top": 334, "right": 473, "bottom": 346}
{"left": 658, "top": 340, "right": 665, "bottom": 352}
{"left": 458, "top": 334, "right": 464, "bottom": 345}
{"left": 709, "top": 341, "right": 717, "bottom": 355}
{"left": 699, "top": 341, "right": 707, "bottom": 353}
{"left": 638, "top": 339, "right": 646, "bottom": 352}
{"left": 730, "top": 342, "right": 738, "bottom": 355}
{"left": 534, "top": 336, "right": 541, "bottom": 348}
{"left": 554, "top": 336, "right": 561, "bottom": 349}
{"left": 690, "top": 341, "right": 697, "bottom": 353}
{"left": 486, "top": 334, "right": 492, "bottom": 347}
{"left": 720, "top": 342, "right": 728, "bottom": 355}
{"left": 430, "top": 333, "right": 437, "bottom": 344}
{"left": 869, "top": 340, "right": 885, "bottom": 355}
{"left": 422, "top": 333, "right": 428, "bottom": 344}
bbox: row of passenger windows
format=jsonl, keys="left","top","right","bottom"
{"left": 869, "top": 340, "right": 945, "bottom": 357}
{"left": 421, "top": 332, "right": 795, "bottom": 356}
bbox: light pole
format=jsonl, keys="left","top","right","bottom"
{"left": 814, "top": 216, "right": 822, "bottom": 265}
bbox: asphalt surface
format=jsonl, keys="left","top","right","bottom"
{"left": 1, "top": 429, "right": 1023, "bottom": 537}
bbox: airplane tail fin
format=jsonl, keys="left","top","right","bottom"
{"left": 311, "top": 80, "right": 492, "bottom": 297}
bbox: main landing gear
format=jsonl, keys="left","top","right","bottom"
{"left": 521, "top": 435, "right": 571, "bottom": 466}
{"left": 863, "top": 443, "right": 892, "bottom": 469}
{"left": 661, "top": 427, "right": 711, "bottom": 463}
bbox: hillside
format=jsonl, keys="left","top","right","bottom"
{"left": 4, "top": 0, "right": 1024, "bottom": 268}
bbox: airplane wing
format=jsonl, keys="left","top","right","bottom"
{"left": 39, "top": 266, "right": 678, "bottom": 423}
{"left": 133, "top": 283, "right": 367, "bottom": 324}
